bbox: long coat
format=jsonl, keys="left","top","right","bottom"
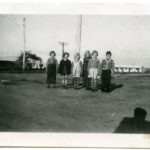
{"left": 58, "top": 59, "right": 72, "bottom": 75}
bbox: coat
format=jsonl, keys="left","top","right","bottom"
{"left": 58, "top": 59, "right": 72, "bottom": 75}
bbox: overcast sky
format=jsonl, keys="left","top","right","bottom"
{"left": 0, "top": 15, "right": 150, "bottom": 67}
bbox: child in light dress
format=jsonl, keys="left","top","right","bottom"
{"left": 72, "top": 53, "right": 82, "bottom": 89}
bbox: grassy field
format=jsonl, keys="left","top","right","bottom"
{"left": 0, "top": 73, "right": 150, "bottom": 133}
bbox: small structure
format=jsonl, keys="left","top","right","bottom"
{"left": 32, "top": 60, "right": 44, "bottom": 69}
{"left": 0, "top": 60, "right": 20, "bottom": 70}
{"left": 115, "top": 65, "right": 144, "bottom": 73}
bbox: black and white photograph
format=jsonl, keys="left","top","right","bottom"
{"left": 0, "top": 2, "right": 150, "bottom": 148}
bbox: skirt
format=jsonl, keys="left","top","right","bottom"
{"left": 88, "top": 68, "right": 98, "bottom": 79}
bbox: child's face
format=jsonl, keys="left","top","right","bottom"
{"left": 50, "top": 53, "right": 55, "bottom": 58}
{"left": 76, "top": 55, "right": 80, "bottom": 61}
{"left": 93, "top": 52, "right": 97, "bottom": 58}
{"left": 85, "top": 52, "right": 90, "bottom": 58}
{"left": 106, "top": 54, "right": 111, "bottom": 60}
{"left": 64, "top": 54, "right": 69, "bottom": 59}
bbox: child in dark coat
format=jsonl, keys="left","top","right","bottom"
{"left": 83, "top": 50, "right": 91, "bottom": 89}
{"left": 72, "top": 53, "right": 82, "bottom": 89}
{"left": 101, "top": 51, "right": 115, "bottom": 93}
{"left": 58, "top": 52, "right": 71, "bottom": 88}
{"left": 46, "top": 51, "right": 58, "bottom": 88}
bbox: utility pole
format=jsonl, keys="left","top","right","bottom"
{"left": 23, "top": 17, "right": 26, "bottom": 73}
{"left": 58, "top": 42, "right": 69, "bottom": 58}
{"left": 78, "top": 15, "right": 82, "bottom": 54}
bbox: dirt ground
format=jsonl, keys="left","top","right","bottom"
{"left": 0, "top": 73, "right": 150, "bottom": 133}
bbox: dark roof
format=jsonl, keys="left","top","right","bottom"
{"left": 0, "top": 60, "right": 19, "bottom": 70}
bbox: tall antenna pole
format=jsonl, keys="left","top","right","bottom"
{"left": 58, "top": 42, "right": 69, "bottom": 59}
{"left": 23, "top": 17, "right": 26, "bottom": 73}
{"left": 78, "top": 15, "right": 82, "bottom": 54}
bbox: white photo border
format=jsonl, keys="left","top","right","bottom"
{"left": 0, "top": 3, "right": 150, "bottom": 148}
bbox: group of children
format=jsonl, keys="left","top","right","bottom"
{"left": 46, "top": 50, "right": 115, "bottom": 92}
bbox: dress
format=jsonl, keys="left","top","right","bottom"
{"left": 72, "top": 60, "right": 82, "bottom": 78}
{"left": 58, "top": 59, "right": 71, "bottom": 75}
{"left": 46, "top": 58, "right": 57, "bottom": 84}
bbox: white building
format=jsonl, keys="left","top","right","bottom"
{"left": 115, "top": 65, "right": 144, "bottom": 73}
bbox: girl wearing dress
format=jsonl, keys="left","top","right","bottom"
{"left": 83, "top": 50, "right": 91, "bottom": 89}
{"left": 88, "top": 50, "right": 100, "bottom": 90}
{"left": 58, "top": 52, "right": 72, "bottom": 88}
{"left": 72, "top": 53, "right": 82, "bottom": 89}
{"left": 46, "top": 51, "right": 58, "bottom": 88}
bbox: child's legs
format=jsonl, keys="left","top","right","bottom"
{"left": 73, "top": 77, "right": 77, "bottom": 86}
{"left": 91, "top": 78, "right": 94, "bottom": 88}
{"left": 74, "top": 69, "right": 80, "bottom": 87}
{"left": 106, "top": 70, "right": 111, "bottom": 90}
{"left": 72, "top": 77, "right": 74, "bottom": 85}
{"left": 47, "top": 80, "right": 50, "bottom": 87}
{"left": 90, "top": 69, "right": 95, "bottom": 89}
{"left": 92, "top": 79, "right": 97, "bottom": 89}
{"left": 87, "top": 78, "right": 91, "bottom": 87}
{"left": 73, "top": 77, "right": 75, "bottom": 85}
{"left": 94, "top": 78, "right": 97, "bottom": 88}
{"left": 84, "top": 70, "right": 88, "bottom": 86}
{"left": 93, "top": 69, "right": 98, "bottom": 88}
{"left": 62, "top": 75, "right": 65, "bottom": 85}
{"left": 64, "top": 75, "right": 68, "bottom": 85}
{"left": 76, "top": 77, "right": 80, "bottom": 86}
{"left": 47, "top": 73, "right": 51, "bottom": 85}
{"left": 83, "top": 75, "right": 87, "bottom": 86}
{"left": 89, "top": 68, "right": 98, "bottom": 89}
{"left": 52, "top": 78, "right": 56, "bottom": 87}
{"left": 85, "top": 75, "right": 87, "bottom": 85}
{"left": 65, "top": 77, "right": 68, "bottom": 85}
{"left": 86, "top": 76, "right": 89, "bottom": 87}
{"left": 47, "top": 78, "right": 50, "bottom": 85}
{"left": 77, "top": 72, "right": 81, "bottom": 86}
{"left": 101, "top": 70, "right": 107, "bottom": 89}
{"left": 52, "top": 74, "right": 56, "bottom": 87}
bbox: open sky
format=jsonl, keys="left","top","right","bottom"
{"left": 0, "top": 15, "right": 150, "bottom": 67}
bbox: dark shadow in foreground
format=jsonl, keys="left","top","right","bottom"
{"left": 114, "top": 107, "right": 150, "bottom": 133}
